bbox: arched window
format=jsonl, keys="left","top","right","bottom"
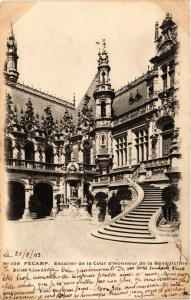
{"left": 65, "top": 145, "right": 71, "bottom": 163}
{"left": 162, "top": 122, "right": 174, "bottom": 156}
{"left": 101, "top": 101, "right": 106, "bottom": 118}
{"left": 5, "top": 138, "right": 13, "bottom": 158}
{"left": 45, "top": 145, "right": 54, "bottom": 163}
{"left": 25, "top": 142, "right": 34, "bottom": 161}
{"left": 83, "top": 141, "right": 90, "bottom": 164}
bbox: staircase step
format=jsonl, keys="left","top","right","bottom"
{"left": 115, "top": 220, "right": 148, "bottom": 227}
{"left": 97, "top": 230, "right": 155, "bottom": 239}
{"left": 91, "top": 233, "right": 167, "bottom": 244}
{"left": 125, "top": 215, "right": 152, "bottom": 219}
{"left": 107, "top": 227, "right": 151, "bottom": 235}
{"left": 119, "top": 220, "right": 149, "bottom": 225}
{"left": 111, "top": 223, "right": 148, "bottom": 229}
{"left": 128, "top": 212, "right": 154, "bottom": 216}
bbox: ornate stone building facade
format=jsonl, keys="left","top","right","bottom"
{"left": 4, "top": 13, "right": 180, "bottom": 235}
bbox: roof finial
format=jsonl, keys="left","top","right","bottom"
{"left": 10, "top": 21, "right": 14, "bottom": 35}
{"left": 73, "top": 92, "right": 76, "bottom": 107}
{"left": 102, "top": 38, "right": 106, "bottom": 53}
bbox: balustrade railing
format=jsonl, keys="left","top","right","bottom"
{"left": 6, "top": 158, "right": 61, "bottom": 172}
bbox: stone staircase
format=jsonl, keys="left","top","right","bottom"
{"left": 91, "top": 185, "right": 167, "bottom": 244}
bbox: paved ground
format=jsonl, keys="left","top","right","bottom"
{"left": 3, "top": 217, "right": 182, "bottom": 262}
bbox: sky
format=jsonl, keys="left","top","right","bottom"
{"left": 13, "top": 1, "right": 165, "bottom": 106}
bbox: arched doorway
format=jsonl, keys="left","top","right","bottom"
{"left": 25, "top": 142, "right": 34, "bottom": 161}
{"left": 7, "top": 181, "right": 25, "bottom": 220}
{"left": 30, "top": 183, "right": 53, "bottom": 218}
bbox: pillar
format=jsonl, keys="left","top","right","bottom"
{"left": 51, "top": 186, "right": 59, "bottom": 217}
{"left": 79, "top": 179, "right": 84, "bottom": 203}
{"left": 22, "top": 184, "right": 33, "bottom": 219}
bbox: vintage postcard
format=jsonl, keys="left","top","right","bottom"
{"left": 0, "top": 0, "right": 190, "bottom": 299}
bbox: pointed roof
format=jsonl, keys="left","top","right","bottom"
{"left": 74, "top": 72, "right": 98, "bottom": 128}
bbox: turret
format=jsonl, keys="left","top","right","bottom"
{"left": 4, "top": 22, "right": 19, "bottom": 85}
{"left": 93, "top": 39, "right": 115, "bottom": 120}
{"left": 93, "top": 39, "right": 115, "bottom": 175}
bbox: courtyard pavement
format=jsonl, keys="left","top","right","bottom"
{"left": 3, "top": 217, "right": 182, "bottom": 262}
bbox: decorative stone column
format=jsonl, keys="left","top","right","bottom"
{"left": 51, "top": 187, "right": 59, "bottom": 218}
{"left": 79, "top": 179, "right": 90, "bottom": 219}
{"left": 22, "top": 184, "right": 33, "bottom": 219}
{"left": 79, "top": 179, "right": 84, "bottom": 203}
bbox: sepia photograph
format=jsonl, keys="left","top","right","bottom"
{"left": 1, "top": 1, "right": 190, "bottom": 299}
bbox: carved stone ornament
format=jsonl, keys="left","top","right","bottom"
{"left": 67, "top": 161, "right": 79, "bottom": 173}
{"left": 60, "top": 109, "right": 74, "bottom": 139}
{"left": 5, "top": 93, "right": 18, "bottom": 133}
{"left": 78, "top": 95, "right": 94, "bottom": 134}
{"left": 42, "top": 106, "right": 56, "bottom": 138}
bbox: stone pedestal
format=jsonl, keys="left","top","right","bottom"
{"left": 22, "top": 185, "right": 33, "bottom": 220}
{"left": 79, "top": 203, "right": 91, "bottom": 220}
{"left": 51, "top": 207, "right": 57, "bottom": 218}
{"left": 57, "top": 204, "right": 70, "bottom": 218}
{"left": 90, "top": 202, "right": 100, "bottom": 224}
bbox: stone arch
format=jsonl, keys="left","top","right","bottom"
{"left": 30, "top": 181, "right": 53, "bottom": 218}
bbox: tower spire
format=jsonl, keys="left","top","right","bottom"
{"left": 4, "top": 22, "right": 19, "bottom": 84}
{"left": 95, "top": 38, "right": 114, "bottom": 95}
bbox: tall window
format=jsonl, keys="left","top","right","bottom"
{"left": 65, "top": 145, "right": 71, "bottom": 163}
{"left": 135, "top": 128, "right": 149, "bottom": 163}
{"left": 101, "top": 71, "right": 106, "bottom": 84}
{"left": 101, "top": 101, "right": 106, "bottom": 117}
{"left": 162, "top": 123, "right": 174, "bottom": 156}
{"left": 162, "top": 66, "right": 167, "bottom": 91}
{"left": 45, "top": 145, "right": 54, "bottom": 163}
{"left": 169, "top": 63, "right": 175, "bottom": 88}
{"left": 83, "top": 141, "right": 91, "bottom": 164}
{"left": 5, "top": 138, "right": 13, "bottom": 158}
{"left": 115, "top": 134, "right": 127, "bottom": 167}
{"left": 25, "top": 142, "right": 34, "bottom": 161}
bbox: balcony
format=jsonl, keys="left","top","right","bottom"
{"left": 6, "top": 158, "right": 62, "bottom": 173}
